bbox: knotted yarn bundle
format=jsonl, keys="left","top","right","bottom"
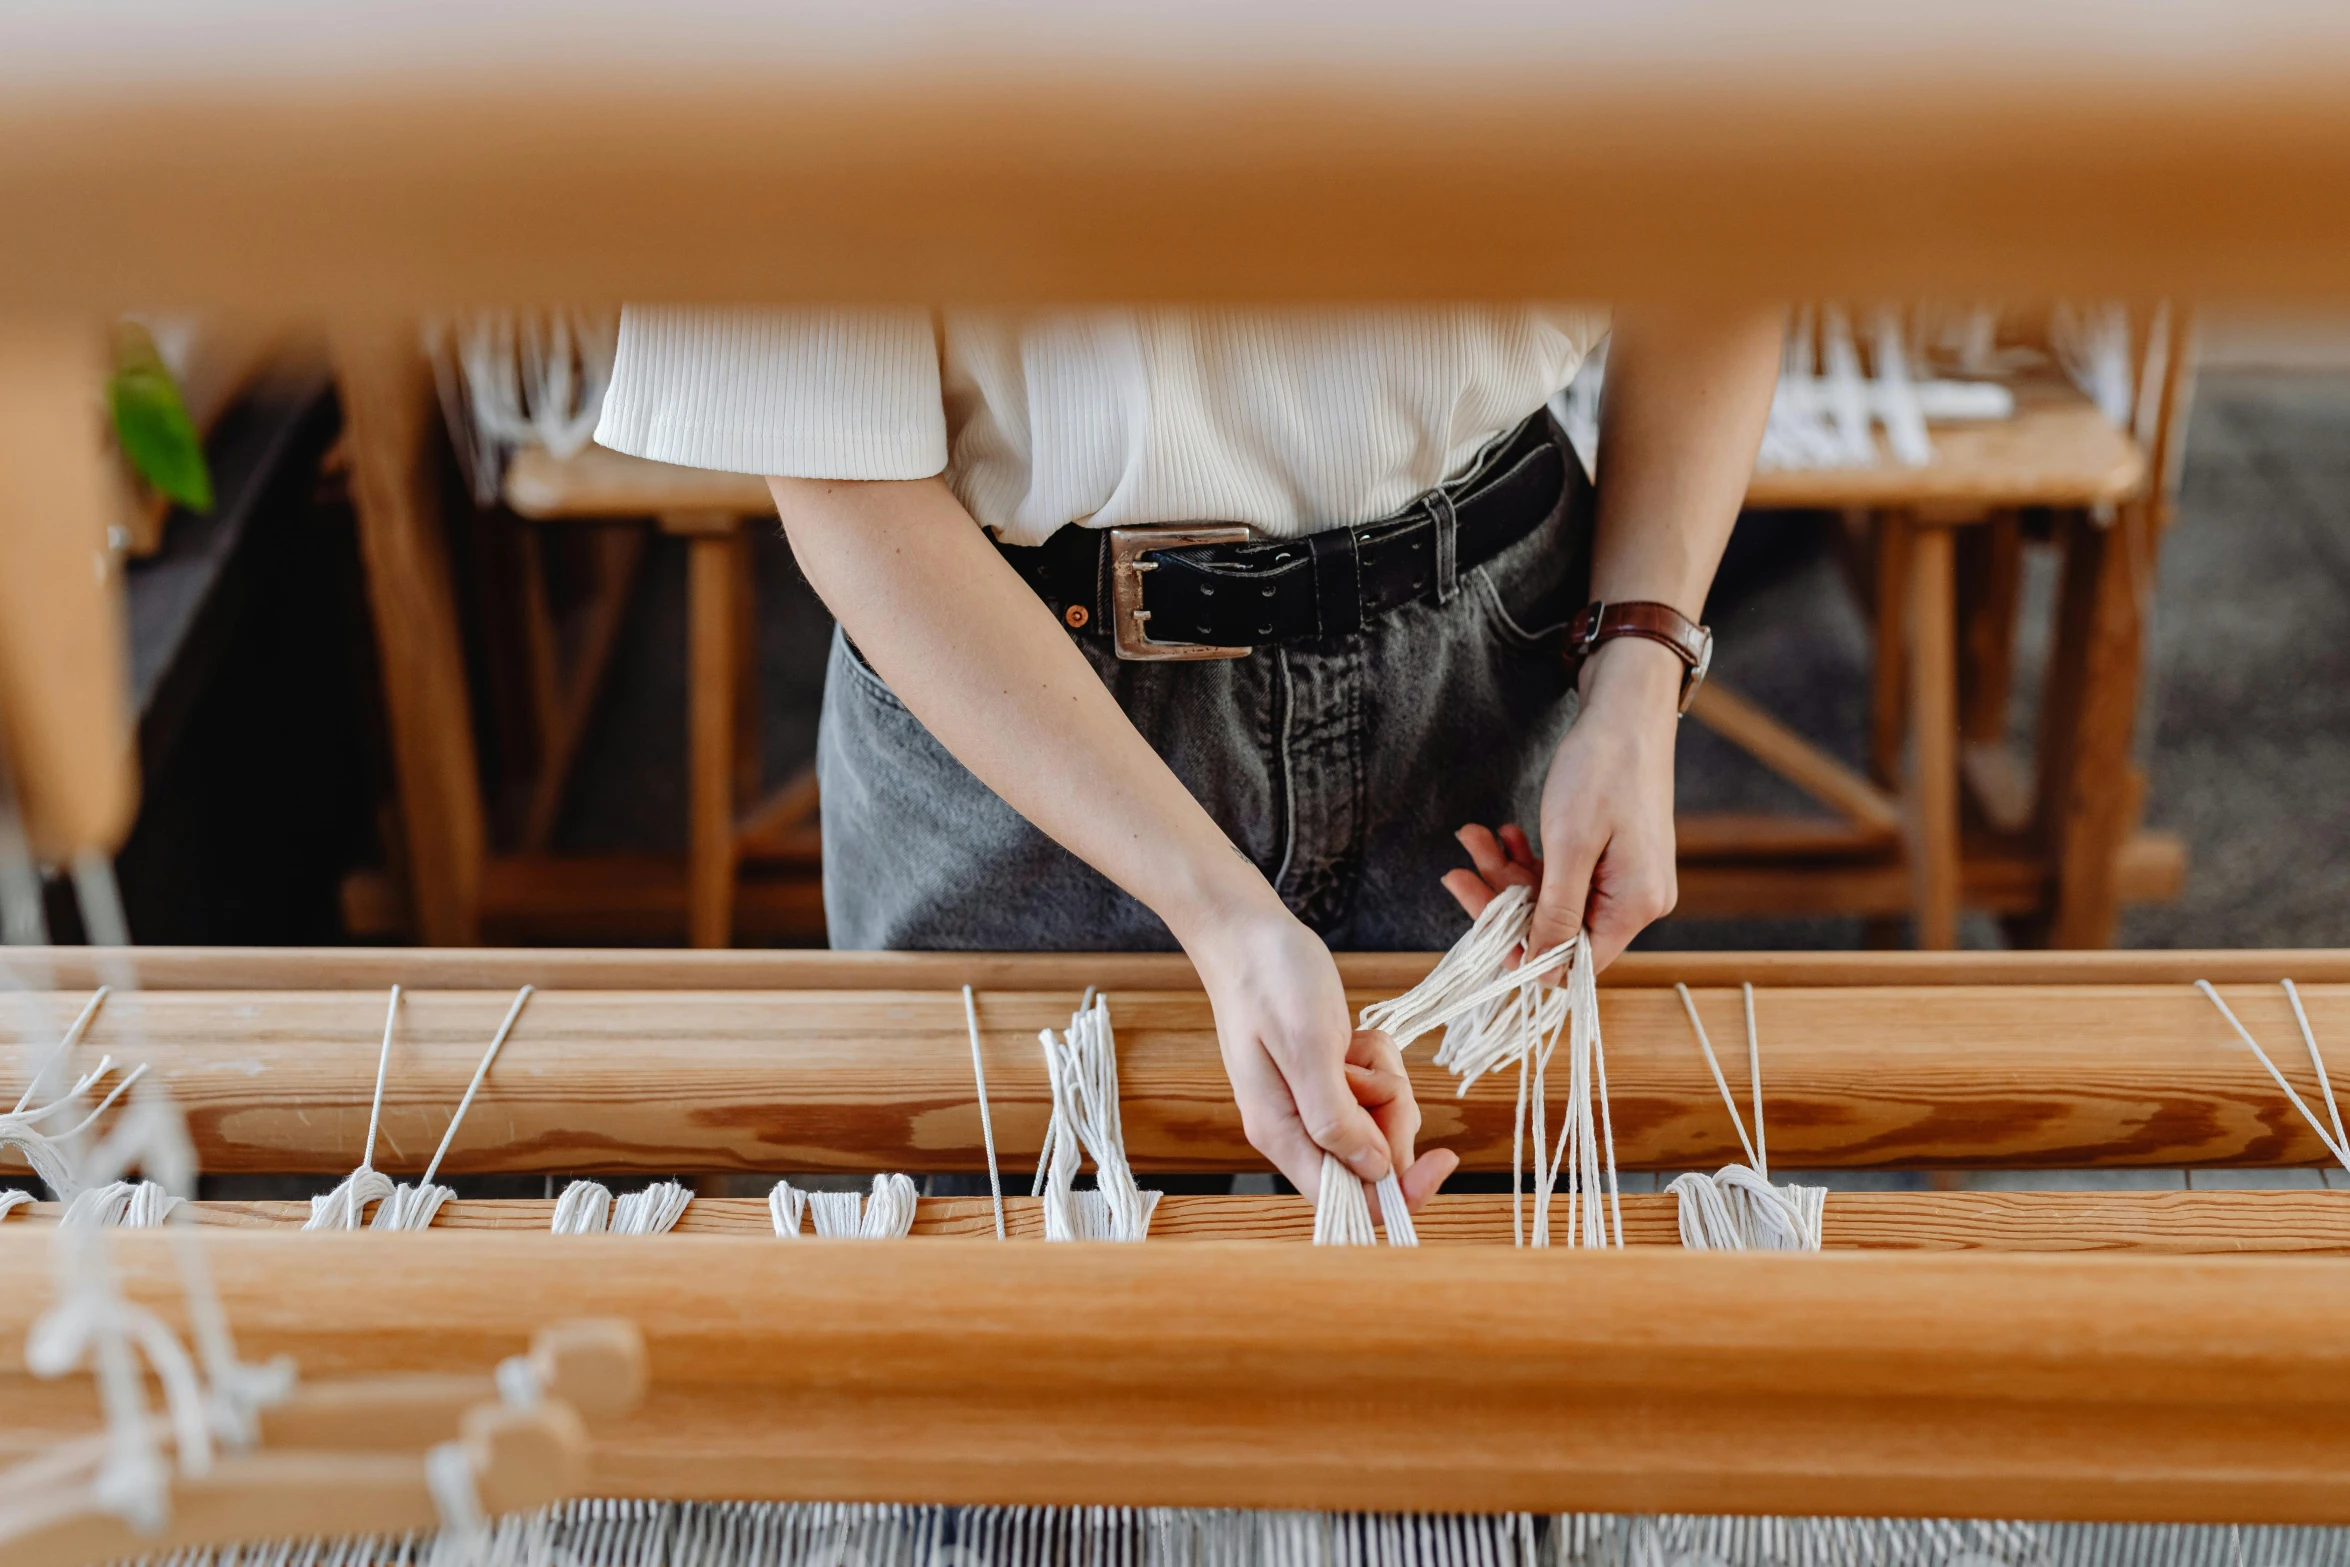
{"left": 1033, "top": 993, "right": 1158, "bottom": 1242}
{"left": 1666, "top": 983, "right": 1825, "bottom": 1253}
{"left": 1360, "top": 884, "right": 1620, "bottom": 1249}
{"left": 552, "top": 1179, "right": 695, "bottom": 1236}
{"left": 1668, "top": 1165, "right": 1825, "bottom": 1251}
{"left": 770, "top": 1174, "right": 919, "bottom": 1239}
{"left": 58, "top": 1178, "right": 182, "bottom": 1229}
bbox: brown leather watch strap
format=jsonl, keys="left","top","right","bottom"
{"left": 1564, "top": 600, "right": 1715, "bottom": 714}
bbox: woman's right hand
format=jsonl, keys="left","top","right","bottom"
{"left": 1183, "top": 897, "right": 1458, "bottom": 1207}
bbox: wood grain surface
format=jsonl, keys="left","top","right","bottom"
{"left": 8, "top": 1231, "right": 2350, "bottom": 1522}
{"left": 13, "top": 945, "right": 2350, "bottom": 992}
{"left": 5, "top": 982, "right": 2347, "bottom": 1175}
{"left": 11, "top": 1190, "right": 2350, "bottom": 1254}
{"left": 8, "top": 20, "right": 2350, "bottom": 310}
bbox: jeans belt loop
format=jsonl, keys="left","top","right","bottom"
{"left": 1431, "top": 488, "right": 1459, "bottom": 605}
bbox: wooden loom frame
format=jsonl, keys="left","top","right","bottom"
{"left": 10, "top": 947, "right": 2350, "bottom": 1527}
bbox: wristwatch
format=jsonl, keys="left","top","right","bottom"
{"left": 1564, "top": 600, "right": 1714, "bottom": 715}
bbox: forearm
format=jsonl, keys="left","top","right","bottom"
{"left": 770, "top": 475, "right": 1278, "bottom": 943}
{"left": 1590, "top": 304, "right": 1783, "bottom": 615}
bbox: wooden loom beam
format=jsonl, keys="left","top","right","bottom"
{"left": 17, "top": 946, "right": 2350, "bottom": 992}
{"left": 8, "top": 1232, "right": 2350, "bottom": 1525}
{"left": 12, "top": 1190, "right": 2350, "bottom": 1255}
{"left": 7, "top": 981, "right": 2349, "bottom": 1176}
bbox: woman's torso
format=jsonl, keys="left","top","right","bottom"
{"left": 597, "top": 304, "right": 1606, "bottom": 546}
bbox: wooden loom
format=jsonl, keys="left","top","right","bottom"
{"left": 5, "top": 0, "right": 2350, "bottom": 1555}
{"left": 9, "top": 947, "right": 2350, "bottom": 1530}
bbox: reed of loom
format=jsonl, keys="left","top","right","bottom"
{"left": 6, "top": 947, "right": 2350, "bottom": 1528}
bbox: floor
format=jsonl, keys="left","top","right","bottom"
{"left": 558, "top": 371, "right": 2350, "bottom": 952}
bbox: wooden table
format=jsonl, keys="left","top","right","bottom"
{"left": 1681, "top": 369, "right": 2189, "bottom": 947}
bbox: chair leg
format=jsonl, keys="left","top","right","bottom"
{"left": 684, "top": 527, "right": 743, "bottom": 949}
{"left": 2032, "top": 503, "right": 2154, "bottom": 948}
{"left": 333, "top": 325, "right": 486, "bottom": 945}
{"left": 1906, "top": 520, "right": 1961, "bottom": 950}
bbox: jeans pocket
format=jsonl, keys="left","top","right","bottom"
{"left": 830, "top": 624, "right": 913, "bottom": 713}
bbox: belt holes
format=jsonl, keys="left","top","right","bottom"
{"left": 1201, "top": 584, "right": 1215, "bottom": 597}
{"left": 1257, "top": 623, "right": 1273, "bottom": 636}
{"left": 1260, "top": 586, "right": 1275, "bottom": 599}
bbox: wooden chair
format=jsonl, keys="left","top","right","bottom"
{"left": 501, "top": 444, "right": 815, "bottom": 949}
{"left": 1676, "top": 313, "right": 2196, "bottom": 948}
{"left": 330, "top": 337, "right": 819, "bottom": 949}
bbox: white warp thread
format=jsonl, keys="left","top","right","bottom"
{"left": 1666, "top": 984, "right": 1825, "bottom": 1253}
{"left": 611, "top": 1182, "right": 693, "bottom": 1235}
{"left": 428, "top": 309, "right": 619, "bottom": 503}
{"left": 1361, "top": 885, "right": 1619, "bottom": 1249}
{"left": 58, "top": 1179, "right": 183, "bottom": 1229}
{"left": 768, "top": 1180, "right": 809, "bottom": 1237}
{"left": 372, "top": 987, "right": 534, "bottom": 1232}
{"left": 1034, "top": 993, "right": 1154, "bottom": 1242}
{"left": 963, "top": 985, "right": 1007, "bottom": 1240}
{"left": 787, "top": 1175, "right": 920, "bottom": 1239}
{"left": 0, "top": 1188, "right": 29, "bottom": 1222}
{"left": 2198, "top": 979, "right": 2350, "bottom": 1175}
{"left": 1310, "top": 1154, "right": 1417, "bottom": 1247}
{"left": 1, "top": 986, "right": 132, "bottom": 1199}
{"left": 551, "top": 1179, "right": 693, "bottom": 1235}
{"left": 551, "top": 1180, "right": 614, "bottom": 1235}
{"left": 306, "top": 985, "right": 403, "bottom": 1230}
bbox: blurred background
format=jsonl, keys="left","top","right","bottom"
{"left": 36, "top": 304, "right": 2350, "bottom": 954}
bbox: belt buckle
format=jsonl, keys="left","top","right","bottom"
{"left": 1107, "top": 525, "right": 1255, "bottom": 661}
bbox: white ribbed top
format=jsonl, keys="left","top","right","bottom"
{"left": 595, "top": 305, "right": 1606, "bottom": 546}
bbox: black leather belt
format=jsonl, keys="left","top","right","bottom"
{"left": 997, "top": 408, "right": 1576, "bottom": 660}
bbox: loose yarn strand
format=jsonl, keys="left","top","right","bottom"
{"left": 963, "top": 985, "right": 1006, "bottom": 1241}
{"left": 305, "top": 987, "right": 402, "bottom": 1231}
{"left": 1035, "top": 993, "right": 1154, "bottom": 1241}
{"left": 1743, "top": 983, "right": 1767, "bottom": 1181}
{"left": 11, "top": 984, "right": 108, "bottom": 1114}
{"left": 1667, "top": 982, "right": 1822, "bottom": 1251}
{"left": 2283, "top": 979, "right": 2349, "bottom": 1161}
{"left": 374, "top": 986, "right": 534, "bottom": 1232}
{"left": 1308, "top": 1157, "right": 1422, "bottom": 1245}
{"left": 2198, "top": 979, "right": 2350, "bottom": 1174}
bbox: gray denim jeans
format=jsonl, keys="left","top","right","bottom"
{"left": 818, "top": 417, "right": 1595, "bottom": 951}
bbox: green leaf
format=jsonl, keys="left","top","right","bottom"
{"left": 108, "top": 325, "right": 212, "bottom": 514}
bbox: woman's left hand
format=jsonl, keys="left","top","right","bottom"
{"left": 1442, "top": 636, "right": 1684, "bottom": 968}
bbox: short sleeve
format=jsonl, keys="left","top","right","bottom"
{"left": 594, "top": 305, "right": 947, "bottom": 479}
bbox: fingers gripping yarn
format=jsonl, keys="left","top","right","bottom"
{"left": 1667, "top": 983, "right": 1825, "bottom": 1252}
{"left": 1310, "top": 1153, "right": 1418, "bottom": 1247}
{"left": 1362, "top": 889, "right": 1618, "bottom": 1249}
